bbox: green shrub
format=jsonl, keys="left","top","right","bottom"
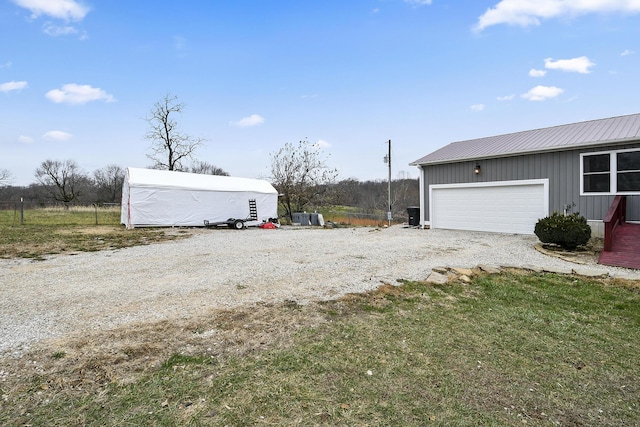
{"left": 534, "top": 212, "right": 591, "bottom": 250}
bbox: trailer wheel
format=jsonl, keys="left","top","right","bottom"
{"left": 232, "top": 220, "right": 244, "bottom": 230}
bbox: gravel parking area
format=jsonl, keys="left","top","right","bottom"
{"left": 1, "top": 225, "right": 638, "bottom": 355}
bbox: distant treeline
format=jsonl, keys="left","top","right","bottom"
{"left": 0, "top": 177, "right": 419, "bottom": 218}
{"left": 321, "top": 178, "right": 419, "bottom": 217}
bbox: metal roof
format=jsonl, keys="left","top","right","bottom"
{"left": 411, "top": 113, "right": 640, "bottom": 166}
{"left": 126, "top": 167, "right": 277, "bottom": 194}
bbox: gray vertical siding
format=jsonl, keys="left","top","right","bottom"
{"left": 420, "top": 143, "right": 640, "bottom": 223}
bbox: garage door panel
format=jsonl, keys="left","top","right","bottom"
{"left": 430, "top": 181, "right": 547, "bottom": 235}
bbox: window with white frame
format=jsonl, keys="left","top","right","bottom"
{"left": 581, "top": 149, "right": 640, "bottom": 194}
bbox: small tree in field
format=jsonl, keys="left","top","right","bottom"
{"left": 269, "top": 139, "right": 339, "bottom": 221}
{"left": 145, "top": 94, "right": 205, "bottom": 171}
{"left": 0, "top": 168, "right": 13, "bottom": 187}
{"left": 35, "top": 159, "right": 89, "bottom": 204}
{"left": 94, "top": 164, "right": 125, "bottom": 203}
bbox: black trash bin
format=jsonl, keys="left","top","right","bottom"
{"left": 407, "top": 206, "right": 420, "bottom": 226}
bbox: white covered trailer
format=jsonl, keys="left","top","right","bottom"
{"left": 121, "top": 167, "right": 278, "bottom": 229}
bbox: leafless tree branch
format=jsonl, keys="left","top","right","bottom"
{"left": 0, "top": 168, "right": 13, "bottom": 187}
{"left": 269, "top": 139, "right": 339, "bottom": 221}
{"left": 34, "top": 159, "right": 89, "bottom": 204}
{"left": 145, "top": 94, "right": 205, "bottom": 171}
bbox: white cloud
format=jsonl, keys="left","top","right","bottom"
{"left": 12, "top": 0, "right": 89, "bottom": 21}
{"left": 230, "top": 114, "right": 265, "bottom": 127}
{"left": 19, "top": 135, "right": 34, "bottom": 144}
{"left": 470, "top": 104, "right": 486, "bottom": 112}
{"left": 529, "top": 68, "right": 547, "bottom": 77}
{"left": 521, "top": 85, "right": 564, "bottom": 101}
{"left": 621, "top": 49, "right": 634, "bottom": 56}
{"left": 404, "top": 0, "right": 432, "bottom": 5}
{"left": 475, "top": 0, "right": 640, "bottom": 32}
{"left": 0, "top": 61, "right": 12, "bottom": 69}
{"left": 43, "top": 22, "right": 78, "bottom": 36}
{"left": 544, "top": 56, "right": 595, "bottom": 73}
{"left": 43, "top": 130, "right": 73, "bottom": 141}
{"left": 497, "top": 94, "right": 515, "bottom": 101}
{"left": 45, "top": 84, "right": 116, "bottom": 105}
{"left": 314, "top": 139, "right": 331, "bottom": 148}
{"left": 0, "top": 81, "right": 28, "bottom": 92}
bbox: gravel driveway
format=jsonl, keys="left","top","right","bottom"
{"left": 1, "top": 225, "right": 638, "bottom": 355}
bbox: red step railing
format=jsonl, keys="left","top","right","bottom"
{"left": 603, "top": 195, "right": 626, "bottom": 252}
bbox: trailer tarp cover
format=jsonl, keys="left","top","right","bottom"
{"left": 121, "top": 167, "right": 278, "bottom": 228}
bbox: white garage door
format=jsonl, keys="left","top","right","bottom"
{"left": 430, "top": 179, "right": 549, "bottom": 234}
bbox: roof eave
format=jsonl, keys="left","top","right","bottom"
{"left": 410, "top": 137, "right": 640, "bottom": 167}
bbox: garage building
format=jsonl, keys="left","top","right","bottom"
{"left": 410, "top": 113, "right": 640, "bottom": 236}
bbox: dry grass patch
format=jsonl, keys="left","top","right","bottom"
{"left": 1, "top": 302, "right": 327, "bottom": 399}
{"left": 0, "top": 225, "right": 192, "bottom": 259}
{"left": 0, "top": 207, "right": 194, "bottom": 259}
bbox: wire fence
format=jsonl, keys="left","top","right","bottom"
{"left": 0, "top": 201, "right": 412, "bottom": 228}
{"left": 322, "top": 212, "right": 409, "bottom": 227}
{"left": 0, "top": 201, "right": 121, "bottom": 226}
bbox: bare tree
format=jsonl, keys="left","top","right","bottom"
{"left": 269, "top": 139, "right": 339, "bottom": 221}
{"left": 94, "top": 164, "right": 125, "bottom": 203}
{"left": 390, "top": 177, "right": 419, "bottom": 217}
{"left": 35, "top": 159, "right": 88, "bottom": 204}
{"left": 145, "top": 93, "right": 205, "bottom": 171}
{"left": 189, "top": 160, "right": 229, "bottom": 176}
{"left": 327, "top": 177, "right": 419, "bottom": 217}
{"left": 0, "top": 168, "right": 13, "bottom": 187}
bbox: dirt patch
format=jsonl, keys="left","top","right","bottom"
{"left": 54, "top": 226, "right": 124, "bottom": 235}
{"left": 1, "top": 300, "right": 328, "bottom": 397}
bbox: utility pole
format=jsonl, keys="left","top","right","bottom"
{"left": 384, "top": 140, "right": 392, "bottom": 227}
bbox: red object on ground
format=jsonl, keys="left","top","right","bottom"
{"left": 259, "top": 222, "right": 277, "bottom": 229}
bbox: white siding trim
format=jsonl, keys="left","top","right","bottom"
{"left": 580, "top": 148, "right": 640, "bottom": 196}
{"left": 417, "top": 165, "right": 426, "bottom": 228}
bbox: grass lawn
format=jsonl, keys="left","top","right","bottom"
{"left": 2, "top": 271, "right": 638, "bottom": 426}
{"left": 0, "top": 207, "right": 189, "bottom": 258}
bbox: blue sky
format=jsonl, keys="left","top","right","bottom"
{"left": 1, "top": 0, "right": 639, "bottom": 186}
